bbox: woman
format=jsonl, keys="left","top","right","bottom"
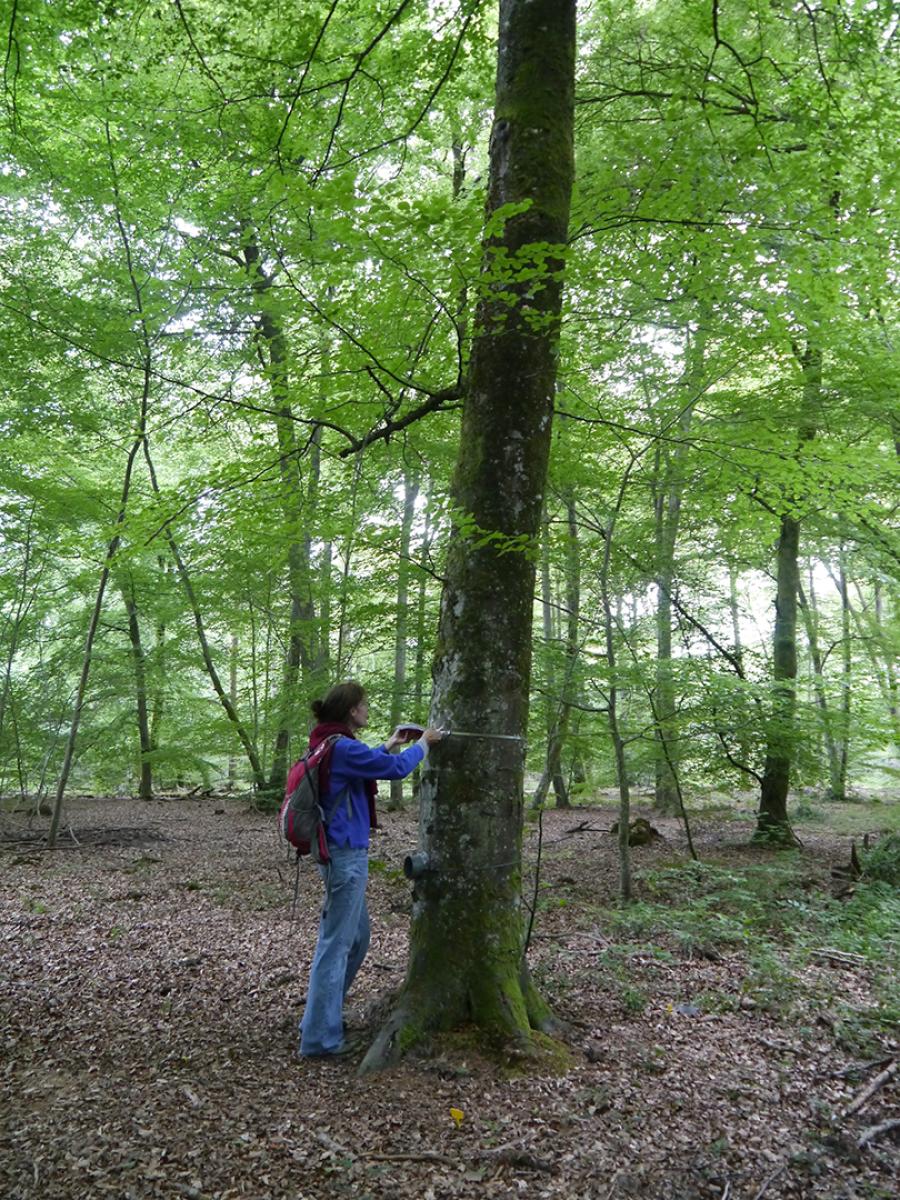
{"left": 294, "top": 680, "right": 442, "bottom": 1058}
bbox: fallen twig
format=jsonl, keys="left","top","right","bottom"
{"left": 366, "top": 1151, "right": 451, "bottom": 1166}
{"left": 751, "top": 1163, "right": 787, "bottom": 1200}
{"left": 841, "top": 1059, "right": 898, "bottom": 1120}
{"left": 757, "top": 1038, "right": 801, "bottom": 1055}
{"left": 857, "top": 1117, "right": 900, "bottom": 1149}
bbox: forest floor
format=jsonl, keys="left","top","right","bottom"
{"left": 1, "top": 791, "right": 898, "bottom": 1200}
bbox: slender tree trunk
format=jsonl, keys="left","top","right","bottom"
{"left": 336, "top": 456, "right": 364, "bottom": 676}
{"left": 148, "top": 567, "right": 165, "bottom": 771}
{"left": 798, "top": 573, "right": 841, "bottom": 798}
{"left": 0, "top": 505, "right": 38, "bottom": 765}
{"left": 228, "top": 633, "right": 239, "bottom": 787}
{"left": 727, "top": 565, "right": 753, "bottom": 769}
{"left": 653, "top": 322, "right": 704, "bottom": 813}
{"left": 849, "top": 581, "right": 900, "bottom": 750}
{"left": 873, "top": 581, "right": 899, "bottom": 747}
{"left": 559, "top": 490, "right": 581, "bottom": 798}
{"left": 248, "top": 593, "right": 260, "bottom": 745}
{"left": 832, "top": 547, "right": 852, "bottom": 800}
{"left": 143, "top": 441, "right": 267, "bottom": 791}
{"left": 412, "top": 507, "right": 433, "bottom": 715}
{"left": 120, "top": 576, "right": 154, "bottom": 801}
{"left": 756, "top": 346, "right": 820, "bottom": 843}
{"left": 389, "top": 473, "right": 419, "bottom": 810}
{"left": 244, "top": 237, "right": 321, "bottom": 794}
{"left": 317, "top": 539, "right": 333, "bottom": 676}
{"left": 49, "top": 417, "right": 148, "bottom": 846}
{"left": 600, "top": 515, "right": 632, "bottom": 902}
{"left": 532, "top": 507, "right": 564, "bottom": 808}
{"left": 533, "top": 493, "right": 579, "bottom": 808}
{"left": 364, "top": 0, "right": 576, "bottom": 1072}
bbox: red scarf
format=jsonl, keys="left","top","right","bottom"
{"left": 308, "top": 722, "right": 378, "bottom": 828}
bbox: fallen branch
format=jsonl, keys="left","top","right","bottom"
{"left": 564, "top": 821, "right": 611, "bottom": 835}
{"left": 833, "top": 1056, "right": 895, "bottom": 1079}
{"left": 363, "top": 1141, "right": 555, "bottom": 1174}
{"left": 810, "top": 948, "right": 867, "bottom": 967}
{"left": 841, "top": 1059, "right": 897, "bottom": 1120}
{"left": 857, "top": 1117, "right": 900, "bottom": 1149}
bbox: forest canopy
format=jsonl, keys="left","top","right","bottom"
{"left": 1, "top": 0, "right": 897, "bottom": 837}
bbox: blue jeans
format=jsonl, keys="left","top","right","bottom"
{"left": 299, "top": 846, "right": 370, "bottom": 1056}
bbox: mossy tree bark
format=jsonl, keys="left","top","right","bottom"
{"left": 363, "top": 0, "right": 576, "bottom": 1072}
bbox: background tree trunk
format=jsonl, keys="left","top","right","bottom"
{"left": 389, "top": 473, "right": 419, "bottom": 809}
{"left": 652, "top": 320, "right": 704, "bottom": 813}
{"left": 756, "top": 346, "right": 820, "bottom": 843}
{"left": 798, "top": 573, "right": 841, "bottom": 796}
{"left": 121, "top": 576, "right": 154, "bottom": 801}
{"left": 364, "top": 0, "right": 577, "bottom": 1071}
{"left": 143, "top": 442, "right": 267, "bottom": 792}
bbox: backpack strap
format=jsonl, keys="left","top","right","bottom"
{"left": 319, "top": 735, "right": 354, "bottom": 831}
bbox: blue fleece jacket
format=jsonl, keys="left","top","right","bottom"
{"left": 324, "top": 737, "right": 427, "bottom": 848}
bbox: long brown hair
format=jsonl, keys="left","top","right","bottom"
{"left": 311, "top": 680, "right": 365, "bottom": 725}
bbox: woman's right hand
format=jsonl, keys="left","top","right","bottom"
{"left": 422, "top": 727, "right": 444, "bottom": 746}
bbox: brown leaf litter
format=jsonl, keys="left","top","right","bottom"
{"left": 1, "top": 797, "right": 897, "bottom": 1199}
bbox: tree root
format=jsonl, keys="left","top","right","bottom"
{"left": 358, "top": 968, "right": 572, "bottom": 1077}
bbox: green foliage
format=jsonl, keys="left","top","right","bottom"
{"left": 0, "top": 0, "right": 896, "bottom": 815}
{"left": 862, "top": 834, "right": 900, "bottom": 888}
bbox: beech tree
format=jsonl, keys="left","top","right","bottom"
{"left": 363, "top": 0, "right": 577, "bottom": 1070}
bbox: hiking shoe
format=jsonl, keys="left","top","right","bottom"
{"left": 298, "top": 1034, "right": 366, "bottom": 1061}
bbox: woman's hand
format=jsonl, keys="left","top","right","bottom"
{"left": 421, "top": 727, "right": 444, "bottom": 746}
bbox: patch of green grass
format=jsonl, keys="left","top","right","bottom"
{"left": 802, "top": 797, "right": 900, "bottom": 837}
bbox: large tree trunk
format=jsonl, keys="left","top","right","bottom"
{"left": 756, "top": 346, "right": 820, "bottom": 843}
{"left": 363, "top": 0, "right": 576, "bottom": 1072}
